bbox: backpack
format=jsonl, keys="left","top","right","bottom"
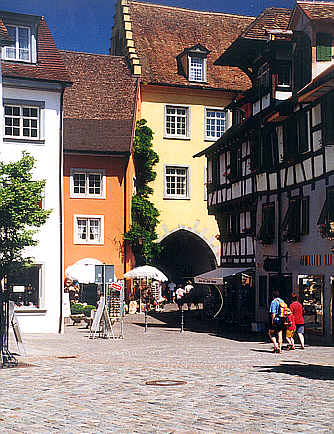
{"left": 273, "top": 298, "right": 288, "bottom": 326}
{"left": 276, "top": 299, "right": 289, "bottom": 318}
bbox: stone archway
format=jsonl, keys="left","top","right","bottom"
{"left": 156, "top": 229, "right": 217, "bottom": 283}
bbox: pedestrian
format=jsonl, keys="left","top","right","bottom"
{"left": 285, "top": 308, "right": 296, "bottom": 350}
{"left": 290, "top": 292, "right": 305, "bottom": 349}
{"left": 175, "top": 284, "right": 185, "bottom": 310}
{"left": 184, "top": 280, "right": 194, "bottom": 310}
{"left": 167, "top": 281, "right": 176, "bottom": 303}
{"left": 268, "top": 289, "right": 288, "bottom": 353}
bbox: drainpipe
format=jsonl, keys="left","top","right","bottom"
{"left": 58, "top": 86, "right": 65, "bottom": 334}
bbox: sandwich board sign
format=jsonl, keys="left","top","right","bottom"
{"left": 90, "top": 296, "right": 114, "bottom": 339}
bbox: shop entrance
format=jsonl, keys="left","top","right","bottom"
{"left": 157, "top": 229, "right": 217, "bottom": 283}
{"left": 269, "top": 274, "right": 292, "bottom": 302}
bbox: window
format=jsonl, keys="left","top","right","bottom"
{"left": 205, "top": 108, "right": 225, "bottom": 140}
{"left": 164, "top": 166, "right": 189, "bottom": 199}
{"left": 316, "top": 32, "right": 332, "bottom": 62}
{"left": 258, "top": 203, "right": 275, "bottom": 244}
{"left": 4, "top": 105, "right": 39, "bottom": 139}
{"left": 261, "top": 129, "right": 278, "bottom": 170}
{"left": 189, "top": 56, "right": 206, "bottom": 82}
{"left": 74, "top": 215, "right": 104, "bottom": 244}
{"left": 282, "top": 197, "right": 309, "bottom": 242}
{"left": 220, "top": 213, "right": 240, "bottom": 242}
{"left": 229, "top": 148, "right": 242, "bottom": 180}
{"left": 232, "top": 109, "right": 245, "bottom": 126}
{"left": 277, "top": 62, "right": 291, "bottom": 88}
{"left": 7, "top": 264, "right": 42, "bottom": 309}
{"left": 70, "top": 169, "right": 105, "bottom": 199}
{"left": 283, "top": 112, "right": 309, "bottom": 161}
{"left": 3, "top": 100, "right": 44, "bottom": 141}
{"left": 3, "top": 24, "right": 31, "bottom": 62}
{"left": 165, "top": 106, "right": 189, "bottom": 139}
{"left": 257, "top": 64, "right": 270, "bottom": 95}
{"left": 317, "top": 188, "right": 334, "bottom": 238}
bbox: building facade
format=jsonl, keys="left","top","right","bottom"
{"left": 62, "top": 51, "right": 138, "bottom": 303}
{"left": 1, "top": 11, "right": 71, "bottom": 333}
{"left": 198, "top": 1, "right": 334, "bottom": 341}
{"left": 111, "top": 0, "right": 254, "bottom": 282}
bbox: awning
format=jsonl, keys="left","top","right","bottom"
{"left": 194, "top": 267, "right": 254, "bottom": 285}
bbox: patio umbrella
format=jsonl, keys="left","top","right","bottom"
{"left": 65, "top": 258, "right": 103, "bottom": 284}
{"left": 124, "top": 265, "right": 168, "bottom": 281}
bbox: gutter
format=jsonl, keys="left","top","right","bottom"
{"left": 58, "top": 86, "right": 65, "bottom": 334}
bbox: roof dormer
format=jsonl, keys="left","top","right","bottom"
{"left": 1, "top": 11, "right": 40, "bottom": 64}
{"left": 177, "top": 44, "right": 210, "bottom": 83}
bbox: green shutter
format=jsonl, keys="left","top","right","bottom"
{"left": 316, "top": 33, "right": 332, "bottom": 62}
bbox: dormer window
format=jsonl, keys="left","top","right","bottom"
{"left": 177, "top": 44, "right": 210, "bottom": 83}
{"left": 4, "top": 25, "right": 31, "bottom": 62}
{"left": 1, "top": 13, "right": 39, "bottom": 64}
{"left": 189, "top": 55, "right": 205, "bottom": 82}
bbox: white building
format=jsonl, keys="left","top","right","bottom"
{"left": 0, "top": 11, "right": 71, "bottom": 333}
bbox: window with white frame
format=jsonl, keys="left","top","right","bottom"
{"left": 3, "top": 25, "right": 31, "bottom": 62}
{"left": 205, "top": 108, "right": 226, "bottom": 140}
{"left": 164, "top": 166, "right": 189, "bottom": 199}
{"left": 70, "top": 169, "right": 106, "bottom": 199}
{"left": 4, "top": 102, "right": 43, "bottom": 140}
{"left": 189, "top": 56, "right": 205, "bottom": 82}
{"left": 165, "top": 105, "right": 190, "bottom": 139}
{"left": 74, "top": 215, "right": 104, "bottom": 244}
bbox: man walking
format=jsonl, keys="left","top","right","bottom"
{"left": 268, "top": 289, "right": 286, "bottom": 353}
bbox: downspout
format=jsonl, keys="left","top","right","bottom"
{"left": 124, "top": 77, "right": 140, "bottom": 277}
{"left": 58, "top": 86, "right": 65, "bottom": 334}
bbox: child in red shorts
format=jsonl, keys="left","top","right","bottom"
{"left": 285, "top": 308, "right": 296, "bottom": 350}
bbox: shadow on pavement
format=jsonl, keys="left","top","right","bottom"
{"left": 256, "top": 362, "right": 334, "bottom": 380}
{"left": 140, "top": 308, "right": 268, "bottom": 343}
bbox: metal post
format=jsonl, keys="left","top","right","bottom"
{"left": 0, "top": 289, "right": 17, "bottom": 368}
{"left": 180, "top": 307, "right": 184, "bottom": 334}
{"left": 144, "top": 305, "right": 148, "bottom": 332}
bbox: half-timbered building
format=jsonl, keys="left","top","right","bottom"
{"left": 197, "top": 1, "right": 334, "bottom": 341}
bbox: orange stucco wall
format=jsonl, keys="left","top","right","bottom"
{"left": 64, "top": 153, "right": 135, "bottom": 280}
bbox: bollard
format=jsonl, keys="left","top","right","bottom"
{"left": 144, "top": 306, "right": 148, "bottom": 332}
{"left": 180, "top": 307, "right": 184, "bottom": 334}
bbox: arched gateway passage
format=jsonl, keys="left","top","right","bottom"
{"left": 157, "top": 229, "right": 217, "bottom": 283}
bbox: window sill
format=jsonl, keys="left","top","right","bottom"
{"left": 4, "top": 138, "right": 45, "bottom": 145}
{"left": 15, "top": 309, "right": 47, "bottom": 314}
{"left": 3, "top": 59, "right": 36, "bottom": 65}
{"left": 163, "top": 136, "right": 191, "bottom": 140}
{"left": 74, "top": 241, "right": 104, "bottom": 245}
{"left": 163, "top": 196, "right": 190, "bottom": 200}
{"left": 70, "top": 195, "right": 106, "bottom": 200}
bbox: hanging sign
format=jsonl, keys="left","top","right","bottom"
{"left": 111, "top": 282, "right": 122, "bottom": 291}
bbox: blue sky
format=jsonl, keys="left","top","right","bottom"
{"left": 1, "top": 0, "right": 298, "bottom": 54}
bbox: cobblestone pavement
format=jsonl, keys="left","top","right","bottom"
{"left": 1, "top": 305, "right": 334, "bottom": 433}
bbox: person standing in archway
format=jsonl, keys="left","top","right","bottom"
{"left": 167, "top": 281, "right": 176, "bottom": 303}
{"left": 184, "top": 280, "right": 194, "bottom": 310}
{"left": 175, "top": 284, "right": 185, "bottom": 310}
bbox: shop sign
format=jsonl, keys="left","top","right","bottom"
{"left": 300, "top": 254, "right": 334, "bottom": 266}
{"left": 111, "top": 282, "right": 122, "bottom": 291}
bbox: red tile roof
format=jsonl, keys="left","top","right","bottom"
{"left": 128, "top": 1, "right": 254, "bottom": 91}
{"left": 297, "top": 1, "right": 334, "bottom": 21}
{"left": 0, "top": 18, "right": 11, "bottom": 45}
{"left": 1, "top": 16, "right": 71, "bottom": 83}
{"left": 240, "top": 7, "right": 292, "bottom": 40}
{"left": 62, "top": 51, "right": 138, "bottom": 154}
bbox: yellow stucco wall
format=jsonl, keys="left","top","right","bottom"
{"left": 140, "top": 84, "right": 234, "bottom": 262}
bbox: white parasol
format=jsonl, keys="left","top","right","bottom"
{"left": 124, "top": 265, "right": 168, "bottom": 281}
{"left": 65, "top": 258, "right": 103, "bottom": 284}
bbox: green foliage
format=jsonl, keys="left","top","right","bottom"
{"left": 70, "top": 303, "right": 84, "bottom": 315}
{"left": 133, "top": 119, "right": 159, "bottom": 197}
{"left": 0, "top": 152, "right": 51, "bottom": 280}
{"left": 83, "top": 305, "right": 96, "bottom": 317}
{"left": 124, "top": 120, "right": 161, "bottom": 265}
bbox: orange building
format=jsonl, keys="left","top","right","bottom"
{"left": 62, "top": 51, "right": 138, "bottom": 299}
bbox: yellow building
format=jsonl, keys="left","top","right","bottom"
{"left": 112, "top": 0, "right": 253, "bottom": 281}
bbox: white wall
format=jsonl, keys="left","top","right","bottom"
{"left": 2, "top": 85, "right": 62, "bottom": 333}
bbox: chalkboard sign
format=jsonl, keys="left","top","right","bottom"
{"left": 90, "top": 296, "right": 105, "bottom": 333}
